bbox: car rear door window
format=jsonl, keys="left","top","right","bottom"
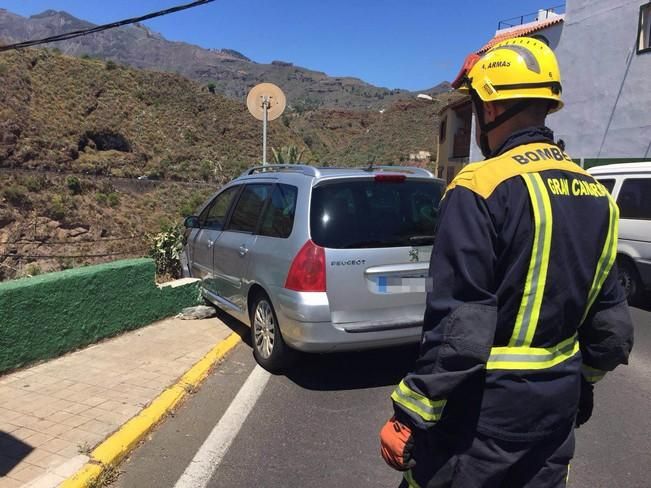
{"left": 596, "top": 179, "right": 615, "bottom": 194}
{"left": 227, "top": 184, "right": 272, "bottom": 233}
{"left": 199, "top": 186, "right": 239, "bottom": 230}
{"left": 310, "top": 179, "right": 444, "bottom": 249}
{"left": 617, "top": 178, "right": 651, "bottom": 220}
{"left": 259, "top": 184, "right": 298, "bottom": 238}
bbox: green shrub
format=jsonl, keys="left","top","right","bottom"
{"left": 178, "top": 191, "right": 206, "bottom": 217}
{"left": 107, "top": 192, "right": 120, "bottom": 207}
{"left": 105, "top": 60, "right": 117, "bottom": 70}
{"left": 25, "top": 264, "right": 42, "bottom": 277}
{"left": 48, "top": 195, "right": 67, "bottom": 220}
{"left": 3, "top": 185, "right": 30, "bottom": 207}
{"left": 199, "top": 160, "right": 214, "bottom": 181}
{"left": 24, "top": 175, "right": 47, "bottom": 192}
{"left": 148, "top": 225, "right": 184, "bottom": 279}
{"left": 66, "top": 175, "right": 82, "bottom": 195}
{"left": 95, "top": 192, "right": 108, "bottom": 206}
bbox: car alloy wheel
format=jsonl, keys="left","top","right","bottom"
{"left": 253, "top": 299, "right": 275, "bottom": 359}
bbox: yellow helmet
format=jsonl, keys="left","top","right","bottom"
{"left": 453, "top": 37, "right": 563, "bottom": 112}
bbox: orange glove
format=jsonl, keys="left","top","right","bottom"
{"left": 380, "top": 417, "right": 416, "bottom": 471}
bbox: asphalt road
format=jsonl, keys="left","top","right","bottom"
{"left": 111, "top": 305, "right": 651, "bottom": 488}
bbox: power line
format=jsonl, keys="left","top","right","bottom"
{"left": 0, "top": 0, "right": 216, "bottom": 52}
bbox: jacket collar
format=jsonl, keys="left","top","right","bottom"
{"left": 490, "top": 126, "right": 557, "bottom": 158}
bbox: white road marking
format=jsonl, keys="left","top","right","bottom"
{"left": 173, "top": 365, "right": 271, "bottom": 488}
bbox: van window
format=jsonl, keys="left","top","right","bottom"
{"left": 310, "top": 179, "right": 444, "bottom": 249}
{"left": 259, "top": 184, "right": 298, "bottom": 238}
{"left": 227, "top": 184, "right": 272, "bottom": 233}
{"left": 617, "top": 179, "right": 651, "bottom": 220}
{"left": 596, "top": 179, "right": 615, "bottom": 194}
{"left": 199, "top": 186, "right": 239, "bottom": 230}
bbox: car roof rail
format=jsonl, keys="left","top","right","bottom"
{"left": 359, "top": 165, "right": 435, "bottom": 178}
{"left": 242, "top": 164, "right": 321, "bottom": 178}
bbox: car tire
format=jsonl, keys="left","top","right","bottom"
{"left": 617, "top": 258, "right": 642, "bottom": 304}
{"left": 250, "top": 293, "right": 294, "bottom": 373}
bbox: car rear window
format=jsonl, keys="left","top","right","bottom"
{"left": 617, "top": 178, "right": 651, "bottom": 220}
{"left": 310, "top": 179, "right": 444, "bottom": 249}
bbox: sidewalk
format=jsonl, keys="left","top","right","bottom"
{"left": 0, "top": 315, "right": 235, "bottom": 487}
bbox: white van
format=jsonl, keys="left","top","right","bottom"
{"left": 589, "top": 162, "right": 651, "bottom": 303}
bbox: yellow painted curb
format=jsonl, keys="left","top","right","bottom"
{"left": 61, "top": 332, "right": 241, "bottom": 488}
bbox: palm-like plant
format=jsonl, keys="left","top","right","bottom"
{"left": 271, "top": 145, "right": 304, "bottom": 164}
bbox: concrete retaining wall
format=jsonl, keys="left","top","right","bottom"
{"left": 0, "top": 258, "right": 201, "bottom": 373}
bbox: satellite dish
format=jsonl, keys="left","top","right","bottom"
{"left": 247, "top": 83, "right": 286, "bottom": 121}
{"left": 246, "top": 83, "right": 287, "bottom": 165}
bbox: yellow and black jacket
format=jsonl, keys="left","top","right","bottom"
{"left": 392, "top": 127, "right": 634, "bottom": 441}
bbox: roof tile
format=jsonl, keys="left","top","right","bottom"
{"left": 477, "top": 16, "right": 564, "bottom": 54}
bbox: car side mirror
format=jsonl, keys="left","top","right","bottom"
{"left": 184, "top": 216, "right": 200, "bottom": 228}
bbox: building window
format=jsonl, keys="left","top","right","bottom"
{"left": 439, "top": 117, "right": 447, "bottom": 143}
{"left": 638, "top": 2, "right": 651, "bottom": 53}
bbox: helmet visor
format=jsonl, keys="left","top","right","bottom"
{"left": 451, "top": 53, "right": 481, "bottom": 90}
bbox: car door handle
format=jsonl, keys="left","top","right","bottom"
{"left": 207, "top": 240, "right": 214, "bottom": 249}
{"left": 238, "top": 245, "right": 249, "bottom": 256}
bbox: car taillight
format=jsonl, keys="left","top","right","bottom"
{"left": 285, "top": 240, "right": 326, "bottom": 292}
{"left": 374, "top": 174, "right": 406, "bottom": 182}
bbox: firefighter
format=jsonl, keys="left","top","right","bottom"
{"left": 380, "top": 37, "right": 634, "bottom": 487}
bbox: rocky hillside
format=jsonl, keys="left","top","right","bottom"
{"left": 0, "top": 48, "right": 453, "bottom": 281}
{"left": 0, "top": 8, "right": 450, "bottom": 110}
{"left": 0, "top": 49, "right": 307, "bottom": 179}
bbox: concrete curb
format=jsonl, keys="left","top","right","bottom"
{"left": 59, "top": 332, "right": 242, "bottom": 488}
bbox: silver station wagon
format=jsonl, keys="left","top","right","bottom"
{"left": 182, "top": 164, "right": 445, "bottom": 371}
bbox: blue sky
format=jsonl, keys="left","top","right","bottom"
{"left": 2, "top": 1, "right": 558, "bottom": 90}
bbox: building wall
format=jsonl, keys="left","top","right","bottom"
{"left": 548, "top": 0, "right": 651, "bottom": 164}
{"left": 438, "top": 101, "right": 473, "bottom": 183}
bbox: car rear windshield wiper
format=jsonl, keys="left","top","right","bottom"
{"left": 343, "top": 240, "right": 402, "bottom": 249}
{"left": 408, "top": 235, "right": 436, "bottom": 245}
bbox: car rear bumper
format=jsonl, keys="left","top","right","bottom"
{"left": 272, "top": 287, "right": 422, "bottom": 352}
{"left": 282, "top": 320, "right": 422, "bottom": 353}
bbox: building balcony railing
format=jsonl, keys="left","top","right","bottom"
{"left": 497, "top": 3, "right": 566, "bottom": 30}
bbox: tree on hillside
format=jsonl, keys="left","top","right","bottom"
{"left": 271, "top": 145, "right": 304, "bottom": 164}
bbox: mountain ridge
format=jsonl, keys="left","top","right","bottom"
{"left": 0, "top": 8, "right": 450, "bottom": 109}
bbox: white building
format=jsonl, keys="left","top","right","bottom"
{"left": 439, "top": 1, "right": 651, "bottom": 175}
{"left": 548, "top": 0, "right": 651, "bottom": 167}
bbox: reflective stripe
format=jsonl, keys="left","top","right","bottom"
{"left": 390, "top": 380, "right": 446, "bottom": 422}
{"left": 403, "top": 470, "right": 421, "bottom": 488}
{"left": 581, "top": 195, "right": 619, "bottom": 324}
{"left": 510, "top": 173, "right": 553, "bottom": 347}
{"left": 486, "top": 335, "right": 579, "bottom": 370}
{"left": 581, "top": 364, "right": 607, "bottom": 383}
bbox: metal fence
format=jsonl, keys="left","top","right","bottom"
{"left": 497, "top": 4, "right": 566, "bottom": 30}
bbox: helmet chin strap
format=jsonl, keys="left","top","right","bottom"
{"left": 471, "top": 91, "right": 531, "bottom": 158}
